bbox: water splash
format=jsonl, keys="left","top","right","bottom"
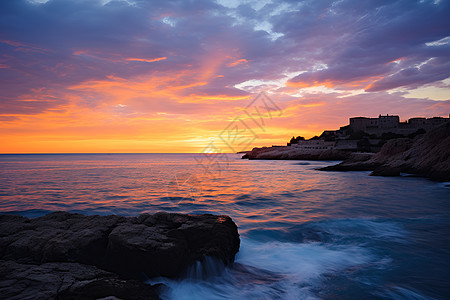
{"left": 150, "top": 237, "right": 381, "bottom": 300}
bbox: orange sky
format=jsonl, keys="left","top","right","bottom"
{"left": 1, "top": 0, "right": 449, "bottom": 153}
{"left": 1, "top": 72, "right": 448, "bottom": 153}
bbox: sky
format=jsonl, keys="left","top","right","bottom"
{"left": 1, "top": 0, "right": 449, "bottom": 153}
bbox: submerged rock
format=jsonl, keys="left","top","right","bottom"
{"left": 0, "top": 211, "right": 240, "bottom": 299}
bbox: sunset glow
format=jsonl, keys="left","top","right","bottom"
{"left": 1, "top": 0, "right": 449, "bottom": 153}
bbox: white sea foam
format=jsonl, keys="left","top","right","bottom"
{"left": 437, "top": 181, "right": 450, "bottom": 188}
{"left": 381, "top": 286, "right": 436, "bottom": 300}
{"left": 150, "top": 238, "right": 378, "bottom": 300}
{"left": 236, "top": 239, "right": 373, "bottom": 279}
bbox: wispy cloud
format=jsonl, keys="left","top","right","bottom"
{"left": 125, "top": 57, "right": 167, "bottom": 63}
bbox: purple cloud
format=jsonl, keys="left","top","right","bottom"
{"left": 284, "top": 0, "right": 450, "bottom": 90}
{"left": 0, "top": 0, "right": 449, "bottom": 117}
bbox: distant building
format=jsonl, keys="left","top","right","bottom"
{"left": 334, "top": 140, "right": 359, "bottom": 150}
{"left": 288, "top": 114, "right": 449, "bottom": 152}
{"left": 289, "top": 138, "right": 359, "bottom": 151}
{"left": 291, "top": 140, "right": 335, "bottom": 151}
{"left": 346, "top": 114, "right": 449, "bottom": 137}
{"left": 349, "top": 114, "right": 400, "bottom": 133}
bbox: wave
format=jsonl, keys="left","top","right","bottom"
{"left": 246, "top": 217, "right": 408, "bottom": 245}
{"left": 379, "top": 286, "right": 437, "bottom": 300}
{"left": 150, "top": 236, "right": 386, "bottom": 300}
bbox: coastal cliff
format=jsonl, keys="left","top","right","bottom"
{"left": 242, "top": 114, "right": 449, "bottom": 163}
{"left": 320, "top": 122, "right": 450, "bottom": 181}
{"left": 242, "top": 146, "right": 350, "bottom": 160}
{"left": 0, "top": 211, "right": 240, "bottom": 299}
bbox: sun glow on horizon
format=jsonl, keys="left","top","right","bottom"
{"left": 1, "top": 0, "right": 449, "bottom": 153}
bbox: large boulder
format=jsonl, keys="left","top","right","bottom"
{"left": 0, "top": 211, "right": 240, "bottom": 299}
{"left": 0, "top": 212, "right": 240, "bottom": 278}
{"left": 106, "top": 212, "right": 240, "bottom": 277}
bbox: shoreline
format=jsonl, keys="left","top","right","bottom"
{"left": 242, "top": 122, "right": 450, "bottom": 182}
{"left": 319, "top": 123, "right": 450, "bottom": 182}
{"left": 241, "top": 147, "right": 352, "bottom": 161}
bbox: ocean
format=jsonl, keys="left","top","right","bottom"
{"left": 0, "top": 153, "right": 449, "bottom": 299}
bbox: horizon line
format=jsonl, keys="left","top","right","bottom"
{"left": 0, "top": 152, "right": 240, "bottom": 155}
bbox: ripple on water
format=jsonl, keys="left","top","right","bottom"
{"left": 1, "top": 154, "right": 449, "bottom": 299}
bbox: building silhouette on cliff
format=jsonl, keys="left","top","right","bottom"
{"left": 289, "top": 114, "right": 450, "bottom": 152}
{"left": 346, "top": 114, "right": 450, "bottom": 136}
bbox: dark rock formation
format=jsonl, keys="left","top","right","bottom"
{"left": 107, "top": 212, "right": 240, "bottom": 278}
{"left": 242, "top": 146, "right": 350, "bottom": 160}
{"left": 0, "top": 211, "right": 240, "bottom": 299}
{"left": 370, "top": 165, "right": 401, "bottom": 177}
{"left": 320, "top": 122, "right": 450, "bottom": 181}
{"left": 0, "top": 260, "right": 160, "bottom": 300}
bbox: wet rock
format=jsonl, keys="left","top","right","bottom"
{"left": 0, "top": 211, "right": 240, "bottom": 298}
{"left": 0, "top": 212, "right": 127, "bottom": 266}
{"left": 0, "top": 260, "right": 159, "bottom": 300}
{"left": 370, "top": 165, "right": 401, "bottom": 177}
{"left": 0, "top": 212, "right": 239, "bottom": 278}
{"left": 318, "top": 152, "right": 378, "bottom": 172}
{"left": 106, "top": 212, "right": 240, "bottom": 277}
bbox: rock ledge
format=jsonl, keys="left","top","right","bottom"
{"left": 0, "top": 211, "right": 240, "bottom": 299}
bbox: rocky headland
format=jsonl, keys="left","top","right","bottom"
{"left": 320, "top": 122, "right": 450, "bottom": 181}
{"left": 242, "top": 146, "right": 350, "bottom": 160}
{"left": 0, "top": 211, "right": 240, "bottom": 299}
{"left": 242, "top": 114, "right": 449, "bottom": 166}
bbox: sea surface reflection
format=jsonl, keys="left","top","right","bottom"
{"left": 1, "top": 153, "right": 449, "bottom": 299}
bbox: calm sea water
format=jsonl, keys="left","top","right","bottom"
{"left": 1, "top": 153, "right": 449, "bottom": 299}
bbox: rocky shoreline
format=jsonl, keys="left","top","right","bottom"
{"left": 241, "top": 122, "right": 449, "bottom": 181}
{"left": 0, "top": 211, "right": 240, "bottom": 299}
{"left": 241, "top": 146, "right": 351, "bottom": 160}
{"left": 320, "top": 122, "right": 450, "bottom": 181}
